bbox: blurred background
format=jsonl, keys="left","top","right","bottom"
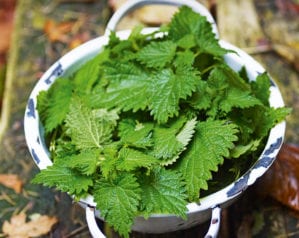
{"left": 0, "top": 0, "right": 298, "bottom": 237}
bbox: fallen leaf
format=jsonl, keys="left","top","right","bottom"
{"left": 275, "top": 0, "right": 299, "bottom": 15}
{"left": 2, "top": 213, "right": 58, "bottom": 238}
{"left": 258, "top": 143, "right": 299, "bottom": 211}
{"left": 68, "top": 32, "right": 91, "bottom": 49}
{"left": 44, "top": 19, "right": 74, "bottom": 43}
{"left": 0, "top": 174, "right": 23, "bottom": 193}
{"left": 0, "top": 0, "right": 16, "bottom": 53}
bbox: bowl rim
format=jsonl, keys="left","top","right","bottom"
{"left": 24, "top": 28, "right": 286, "bottom": 216}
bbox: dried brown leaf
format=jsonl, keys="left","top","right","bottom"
{"left": 0, "top": 0, "right": 16, "bottom": 53}
{"left": 0, "top": 174, "right": 23, "bottom": 193}
{"left": 259, "top": 144, "right": 299, "bottom": 211}
{"left": 2, "top": 213, "right": 58, "bottom": 238}
{"left": 44, "top": 19, "right": 74, "bottom": 43}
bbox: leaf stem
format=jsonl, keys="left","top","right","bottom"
{"left": 201, "top": 64, "right": 217, "bottom": 76}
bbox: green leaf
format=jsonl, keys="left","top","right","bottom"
{"left": 117, "top": 147, "right": 159, "bottom": 171}
{"left": 174, "top": 50, "right": 196, "bottom": 67}
{"left": 255, "top": 106, "right": 291, "bottom": 138}
{"left": 250, "top": 72, "right": 271, "bottom": 105}
{"left": 99, "top": 142, "right": 121, "bottom": 179}
{"left": 152, "top": 117, "right": 197, "bottom": 165}
{"left": 168, "top": 6, "right": 205, "bottom": 41}
{"left": 149, "top": 66, "right": 199, "bottom": 123}
{"left": 206, "top": 66, "right": 259, "bottom": 117}
{"left": 230, "top": 140, "right": 261, "bottom": 158}
{"left": 220, "top": 87, "right": 262, "bottom": 113}
{"left": 65, "top": 97, "right": 114, "bottom": 150}
{"left": 63, "top": 150, "right": 100, "bottom": 175}
{"left": 32, "top": 163, "right": 93, "bottom": 197}
{"left": 168, "top": 6, "right": 227, "bottom": 56}
{"left": 93, "top": 173, "right": 141, "bottom": 238}
{"left": 208, "top": 65, "right": 250, "bottom": 93}
{"left": 176, "top": 118, "right": 198, "bottom": 148}
{"left": 93, "top": 108, "right": 119, "bottom": 127}
{"left": 42, "top": 78, "right": 73, "bottom": 133}
{"left": 176, "top": 34, "right": 196, "bottom": 49}
{"left": 139, "top": 167, "right": 187, "bottom": 218}
{"left": 73, "top": 52, "right": 108, "bottom": 93}
{"left": 95, "top": 62, "right": 151, "bottom": 111}
{"left": 37, "top": 90, "right": 49, "bottom": 127}
{"left": 152, "top": 118, "right": 185, "bottom": 160}
{"left": 118, "top": 119, "right": 154, "bottom": 149}
{"left": 136, "top": 40, "right": 177, "bottom": 68}
{"left": 176, "top": 120, "right": 238, "bottom": 201}
{"left": 231, "top": 106, "right": 290, "bottom": 142}
{"left": 188, "top": 80, "right": 211, "bottom": 110}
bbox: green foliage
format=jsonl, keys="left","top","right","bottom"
{"left": 32, "top": 162, "right": 93, "bottom": 197}
{"left": 62, "top": 150, "right": 99, "bottom": 175}
{"left": 175, "top": 120, "right": 238, "bottom": 201}
{"left": 250, "top": 72, "right": 271, "bottom": 105}
{"left": 38, "top": 78, "right": 73, "bottom": 133}
{"left": 117, "top": 147, "right": 159, "bottom": 171}
{"left": 138, "top": 168, "right": 188, "bottom": 218}
{"left": 118, "top": 119, "right": 153, "bottom": 149}
{"left": 33, "top": 6, "right": 290, "bottom": 238}
{"left": 136, "top": 40, "right": 177, "bottom": 68}
{"left": 65, "top": 97, "right": 116, "bottom": 150}
{"left": 148, "top": 66, "right": 199, "bottom": 123}
{"left": 168, "top": 6, "right": 228, "bottom": 56}
{"left": 93, "top": 173, "right": 141, "bottom": 238}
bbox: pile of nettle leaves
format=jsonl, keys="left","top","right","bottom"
{"left": 33, "top": 6, "right": 290, "bottom": 237}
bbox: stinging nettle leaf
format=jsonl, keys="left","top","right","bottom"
{"left": 174, "top": 50, "right": 196, "bottom": 68}
{"left": 139, "top": 167, "right": 188, "bottom": 218}
{"left": 152, "top": 116, "right": 197, "bottom": 166}
{"left": 176, "top": 120, "right": 239, "bottom": 201}
{"left": 188, "top": 80, "right": 211, "bottom": 111}
{"left": 151, "top": 117, "right": 185, "bottom": 160}
{"left": 117, "top": 147, "right": 159, "bottom": 171}
{"left": 136, "top": 40, "right": 177, "bottom": 68}
{"left": 149, "top": 66, "right": 199, "bottom": 124}
{"left": 220, "top": 87, "right": 262, "bottom": 113}
{"left": 118, "top": 119, "right": 154, "bottom": 149}
{"left": 43, "top": 78, "right": 73, "bottom": 133}
{"left": 73, "top": 52, "right": 108, "bottom": 93}
{"left": 250, "top": 72, "right": 271, "bottom": 106}
{"left": 168, "top": 6, "right": 228, "bottom": 56}
{"left": 32, "top": 163, "right": 93, "bottom": 197}
{"left": 63, "top": 149, "right": 100, "bottom": 175}
{"left": 96, "top": 62, "right": 151, "bottom": 112}
{"left": 65, "top": 97, "right": 114, "bottom": 150}
{"left": 230, "top": 140, "right": 261, "bottom": 158}
{"left": 93, "top": 173, "right": 141, "bottom": 238}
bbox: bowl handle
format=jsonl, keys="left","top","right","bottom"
{"left": 86, "top": 205, "right": 222, "bottom": 238}
{"left": 105, "top": 0, "right": 218, "bottom": 37}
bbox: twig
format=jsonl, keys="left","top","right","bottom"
{"left": 63, "top": 225, "right": 89, "bottom": 238}
{"left": 242, "top": 44, "right": 273, "bottom": 55}
{"left": 0, "top": 192, "right": 16, "bottom": 206}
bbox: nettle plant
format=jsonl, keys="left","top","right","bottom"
{"left": 33, "top": 6, "right": 290, "bottom": 238}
